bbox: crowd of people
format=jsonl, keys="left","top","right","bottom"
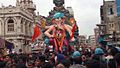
{"left": 0, "top": 44, "right": 120, "bottom": 68}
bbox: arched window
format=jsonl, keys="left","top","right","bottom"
{"left": 7, "top": 19, "right": 14, "bottom": 32}
{"left": 108, "top": 6, "right": 114, "bottom": 15}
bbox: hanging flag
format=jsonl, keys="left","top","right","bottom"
{"left": 70, "top": 23, "right": 77, "bottom": 40}
{"left": 32, "top": 24, "right": 40, "bottom": 42}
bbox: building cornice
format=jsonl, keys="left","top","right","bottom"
{"left": 0, "top": 7, "right": 34, "bottom": 22}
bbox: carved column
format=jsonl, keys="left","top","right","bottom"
{"left": 23, "top": 19, "right": 26, "bottom": 35}
{"left": 0, "top": 20, "right": 2, "bottom": 35}
{"left": 16, "top": 16, "right": 22, "bottom": 35}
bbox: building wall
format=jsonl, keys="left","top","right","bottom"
{"left": 78, "top": 35, "right": 87, "bottom": 46}
{"left": 0, "top": 0, "right": 36, "bottom": 53}
{"left": 100, "top": 0, "right": 120, "bottom": 44}
{"left": 94, "top": 28, "right": 99, "bottom": 45}
{"left": 88, "top": 35, "right": 96, "bottom": 46}
{"left": 101, "top": 1, "right": 118, "bottom": 34}
{"left": 0, "top": 20, "right": 2, "bottom": 35}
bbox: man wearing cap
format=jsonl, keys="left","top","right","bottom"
{"left": 70, "top": 51, "right": 85, "bottom": 68}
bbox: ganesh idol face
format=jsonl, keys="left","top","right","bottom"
{"left": 54, "top": 18, "right": 62, "bottom": 25}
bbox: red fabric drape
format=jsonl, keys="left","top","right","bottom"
{"left": 70, "top": 24, "right": 77, "bottom": 40}
{"left": 32, "top": 24, "right": 40, "bottom": 42}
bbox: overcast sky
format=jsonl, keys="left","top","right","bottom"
{"left": 0, "top": 0, "right": 106, "bottom": 36}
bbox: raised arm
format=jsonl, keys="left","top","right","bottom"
{"left": 64, "top": 24, "right": 75, "bottom": 41}
{"left": 44, "top": 25, "right": 54, "bottom": 38}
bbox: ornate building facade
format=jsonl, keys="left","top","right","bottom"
{"left": 0, "top": 0, "right": 36, "bottom": 53}
{"left": 100, "top": 0, "right": 120, "bottom": 45}
{"left": 100, "top": 1, "right": 117, "bottom": 34}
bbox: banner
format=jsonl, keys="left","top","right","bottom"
{"left": 116, "top": 0, "right": 120, "bottom": 16}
